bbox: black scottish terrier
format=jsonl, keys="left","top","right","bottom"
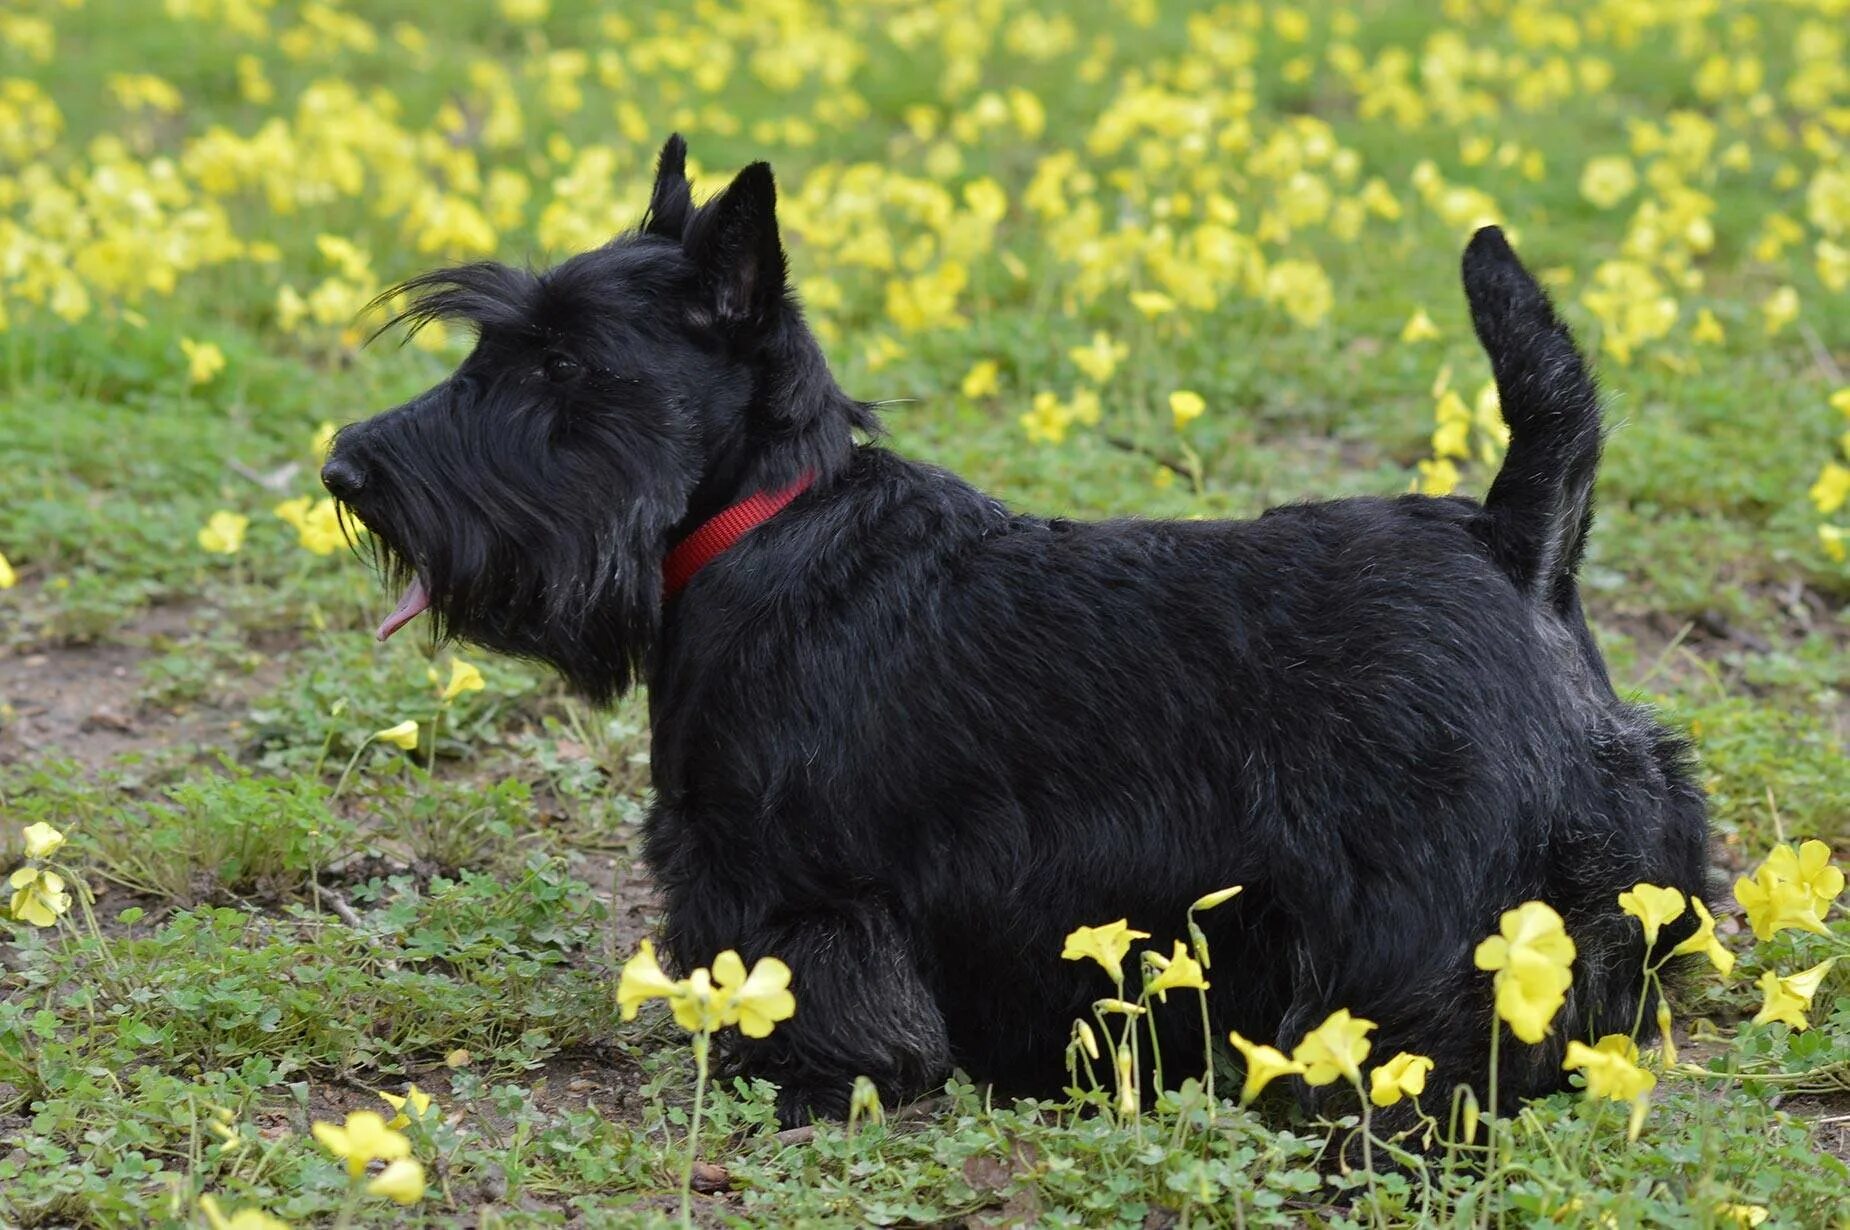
{"left": 323, "top": 135, "right": 1708, "bottom": 1124}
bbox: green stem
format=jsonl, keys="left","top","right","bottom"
{"left": 55, "top": 864, "right": 116, "bottom": 974}
{"left": 1479, "top": 1016, "right": 1501, "bottom": 1230}
{"left": 1487, "top": 1017, "right": 1500, "bottom": 1129}
{"left": 1144, "top": 992, "right": 1164, "bottom": 1100}
{"left": 329, "top": 734, "right": 377, "bottom": 803}
{"left": 1197, "top": 986, "right": 1215, "bottom": 1119}
{"left": 1629, "top": 969, "right": 1658, "bottom": 1042}
{"left": 331, "top": 1175, "right": 361, "bottom": 1230}
{"left": 1355, "top": 1080, "right": 1382, "bottom": 1229}
{"left": 681, "top": 1031, "right": 711, "bottom": 1229}
{"left": 310, "top": 728, "right": 337, "bottom": 781}
{"left": 427, "top": 704, "right": 444, "bottom": 780}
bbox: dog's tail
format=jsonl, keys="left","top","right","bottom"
{"left": 1462, "top": 226, "right": 1603, "bottom": 616}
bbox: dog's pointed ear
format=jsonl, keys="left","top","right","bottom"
{"left": 682, "top": 161, "right": 787, "bottom": 325}
{"left": 641, "top": 134, "right": 692, "bottom": 240}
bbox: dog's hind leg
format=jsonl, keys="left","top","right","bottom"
{"left": 696, "top": 903, "right": 953, "bottom": 1126}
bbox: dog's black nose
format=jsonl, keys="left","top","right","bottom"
{"left": 320, "top": 456, "right": 367, "bottom": 499}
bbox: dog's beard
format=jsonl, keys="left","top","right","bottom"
{"left": 347, "top": 492, "right": 679, "bottom": 703}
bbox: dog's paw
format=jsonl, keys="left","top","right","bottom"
{"left": 773, "top": 1080, "right": 853, "bottom": 1129}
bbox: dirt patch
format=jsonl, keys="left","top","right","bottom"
{"left": 1786, "top": 1094, "right": 1850, "bottom": 1165}
{"left": 1594, "top": 581, "right": 1848, "bottom": 719}
{"left": 0, "top": 638, "right": 194, "bottom": 768}
{"left": 0, "top": 598, "right": 284, "bottom": 771}
{"left": 562, "top": 841, "right": 662, "bottom": 961}
{"left": 304, "top": 1048, "right": 649, "bottom": 1131}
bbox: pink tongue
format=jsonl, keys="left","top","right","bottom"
{"left": 376, "top": 577, "right": 430, "bottom": 642}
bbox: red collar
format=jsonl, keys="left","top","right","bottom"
{"left": 662, "top": 474, "right": 814, "bottom": 599}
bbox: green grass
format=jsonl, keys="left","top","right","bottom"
{"left": 2, "top": 0, "right": 1848, "bottom": 1225}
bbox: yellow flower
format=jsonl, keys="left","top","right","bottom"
{"left": 885, "top": 262, "right": 968, "bottom": 333}
{"left": 311, "top": 1110, "right": 410, "bottom": 1178}
{"left": 373, "top": 720, "right": 420, "bottom": 751}
{"left": 1021, "top": 391, "right": 1074, "bottom": 445}
{"left": 1291, "top": 1008, "right": 1376, "bottom": 1087}
{"left": 22, "top": 822, "right": 64, "bottom": 860}
{"left": 1691, "top": 308, "right": 1726, "bottom": 345}
{"left": 1494, "top": 955, "right": 1574, "bottom": 1044}
{"left": 712, "top": 950, "right": 796, "bottom": 1038}
{"left": 1070, "top": 331, "right": 1128, "bottom": 384}
{"left": 1657, "top": 997, "right": 1677, "bottom": 1065}
{"left": 197, "top": 510, "right": 250, "bottom": 555}
{"left": 1368, "top": 1052, "right": 1434, "bottom": 1107}
{"left": 378, "top": 1084, "right": 434, "bottom": 1130}
{"left": 366, "top": 1158, "right": 427, "bottom": 1205}
{"left": 848, "top": 1075, "right": 884, "bottom": 1124}
{"left": 1435, "top": 418, "right": 1473, "bottom": 461}
{"left": 1760, "top": 286, "right": 1800, "bottom": 336}
{"left": 1813, "top": 463, "right": 1850, "bottom": 515}
{"left": 1716, "top": 1204, "right": 1768, "bottom": 1228}
{"left": 1129, "top": 290, "right": 1176, "bottom": 318}
{"left": 1227, "top": 1030, "right": 1304, "bottom": 1105}
{"left": 431, "top": 658, "right": 485, "bottom": 703}
{"left": 1752, "top": 959, "right": 1836, "bottom": 1031}
{"left": 1833, "top": 389, "right": 1850, "bottom": 419}
{"left": 960, "top": 359, "right": 1000, "bottom": 400}
{"left": 1400, "top": 308, "right": 1441, "bottom": 343}
{"left": 667, "top": 966, "right": 730, "bottom": 1033}
{"left": 1734, "top": 863, "right": 1830, "bottom": 941}
{"left": 1617, "top": 883, "right": 1686, "bottom": 948}
{"left": 274, "top": 497, "right": 310, "bottom": 531}
{"left": 0, "top": 551, "right": 13, "bottom": 589}
{"left": 1061, "top": 919, "right": 1151, "bottom": 985}
{"left": 1580, "top": 260, "right": 1677, "bottom": 365}
{"left": 1415, "top": 458, "right": 1460, "bottom": 496}
{"left": 1264, "top": 259, "right": 1334, "bottom": 328}
{"left": 274, "top": 496, "right": 357, "bottom": 556}
{"left": 1578, "top": 155, "right": 1637, "bottom": 210}
{"left": 1764, "top": 839, "right": 1845, "bottom": 914}
{"left": 1190, "top": 886, "right": 1243, "bottom": 912}
{"left": 1474, "top": 901, "right": 1576, "bottom": 1043}
{"left": 1096, "top": 998, "right": 1146, "bottom": 1016}
{"left": 1563, "top": 1034, "right": 1655, "bottom": 1138}
{"left": 1142, "top": 940, "right": 1208, "bottom": 1001}
{"left": 1670, "top": 898, "right": 1734, "bottom": 978}
{"left": 1820, "top": 239, "right": 1850, "bottom": 293}
{"left": 309, "top": 501, "right": 354, "bottom": 553}
{"left": 1823, "top": 524, "right": 1847, "bottom": 564}
{"left": 1563, "top": 1034, "right": 1655, "bottom": 1101}
{"left": 7, "top": 867, "right": 71, "bottom": 927}
{"left": 198, "top": 1195, "right": 291, "bottom": 1230}
{"left": 1169, "top": 390, "right": 1206, "bottom": 431}
{"left": 617, "top": 939, "right": 679, "bottom": 1021}
{"left": 180, "top": 337, "right": 226, "bottom": 386}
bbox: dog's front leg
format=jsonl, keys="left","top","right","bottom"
{"left": 667, "top": 897, "right": 952, "bottom": 1127}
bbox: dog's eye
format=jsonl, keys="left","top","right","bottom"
{"left": 542, "top": 354, "right": 580, "bottom": 383}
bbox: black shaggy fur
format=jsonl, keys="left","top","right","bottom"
{"left": 325, "top": 135, "right": 1710, "bottom": 1126}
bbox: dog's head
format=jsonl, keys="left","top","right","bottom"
{"left": 322, "top": 135, "right": 872, "bottom": 700}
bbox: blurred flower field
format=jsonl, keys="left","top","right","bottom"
{"left": 1, "top": 0, "right": 1848, "bottom": 1225}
